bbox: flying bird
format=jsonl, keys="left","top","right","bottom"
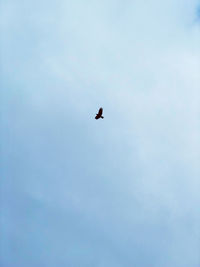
{"left": 95, "top": 107, "right": 104, "bottom": 120}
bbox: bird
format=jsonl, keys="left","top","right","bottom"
{"left": 95, "top": 107, "right": 104, "bottom": 120}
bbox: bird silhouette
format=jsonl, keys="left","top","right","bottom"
{"left": 95, "top": 107, "right": 104, "bottom": 120}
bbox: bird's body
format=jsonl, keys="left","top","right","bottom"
{"left": 95, "top": 107, "right": 104, "bottom": 120}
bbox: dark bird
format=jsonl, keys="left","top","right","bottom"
{"left": 95, "top": 107, "right": 104, "bottom": 120}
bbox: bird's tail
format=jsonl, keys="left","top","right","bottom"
{"left": 101, "top": 116, "right": 104, "bottom": 119}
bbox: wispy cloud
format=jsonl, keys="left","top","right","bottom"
{"left": 1, "top": 0, "right": 200, "bottom": 266}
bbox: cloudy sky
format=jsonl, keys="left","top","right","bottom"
{"left": 1, "top": 0, "right": 200, "bottom": 266}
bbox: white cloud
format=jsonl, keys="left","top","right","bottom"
{"left": 1, "top": 0, "right": 200, "bottom": 266}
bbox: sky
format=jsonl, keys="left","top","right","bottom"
{"left": 0, "top": 0, "right": 200, "bottom": 266}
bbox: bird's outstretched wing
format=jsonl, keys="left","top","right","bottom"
{"left": 98, "top": 108, "right": 103, "bottom": 116}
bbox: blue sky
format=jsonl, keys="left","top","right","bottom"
{"left": 1, "top": 1, "right": 200, "bottom": 266}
